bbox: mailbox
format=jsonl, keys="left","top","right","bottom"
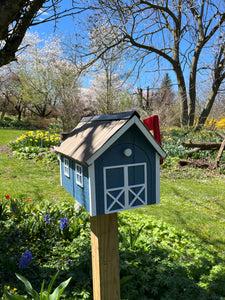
{"left": 56, "top": 111, "right": 166, "bottom": 216}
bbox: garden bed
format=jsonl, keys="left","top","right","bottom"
{"left": 0, "top": 128, "right": 225, "bottom": 299}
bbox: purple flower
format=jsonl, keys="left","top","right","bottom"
{"left": 60, "top": 217, "right": 68, "bottom": 231}
{"left": 44, "top": 214, "right": 50, "bottom": 224}
{"left": 19, "top": 250, "right": 32, "bottom": 269}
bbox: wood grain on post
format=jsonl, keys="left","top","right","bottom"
{"left": 90, "top": 213, "right": 120, "bottom": 300}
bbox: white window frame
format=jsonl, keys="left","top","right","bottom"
{"left": 75, "top": 163, "right": 83, "bottom": 187}
{"left": 64, "top": 157, "right": 70, "bottom": 178}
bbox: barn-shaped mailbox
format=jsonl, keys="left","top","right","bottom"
{"left": 56, "top": 111, "right": 166, "bottom": 216}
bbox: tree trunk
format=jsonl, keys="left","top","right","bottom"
{"left": 0, "top": 0, "right": 46, "bottom": 67}
{"left": 182, "top": 141, "right": 221, "bottom": 150}
{"left": 188, "top": 47, "right": 202, "bottom": 127}
{"left": 195, "top": 74, "right": 225, "bottom": 131}
{"left": 195, "top": 44, "right": 225, "bottom": 131}
{"left": 175, "top": 67, "right": 188, "bottom": 127}
{"left": 0, "top": 110, "right": 6, "bottom": 120}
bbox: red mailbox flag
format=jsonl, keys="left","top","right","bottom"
{"left": 143, "top": 115, "right": 163, "bottom": 164}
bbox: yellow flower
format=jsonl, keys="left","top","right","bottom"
{"left": 6, "top": 286, "right": 10, "bottom": 290}
{"left": 9, "top": 248, "right": 14, "bottom": 252}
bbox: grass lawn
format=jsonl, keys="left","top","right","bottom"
{"left": 1, "top": 129, "right": 225, "bottom": 254}
{"left": 1, "top": 129, "right": 225, "bottom": 299}
{"left": 0, "top": 129, "right": 28, "bottom": 145}
{"left": 0, "top": 129, "right": 74, "bottom": 204}
{"left": 134, "top": 169, "right": 225, "bottom": 253}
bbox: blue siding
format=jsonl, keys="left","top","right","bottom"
{"left": 94, "top": 124, "right": 157, "bottom": 215}
{"left": 61, "top": 155, "right": 75, "bottom": 198}
{"left": 74, "top": 164, "right": 90, "bottom": 212}
{"left": 60, "top": 155, "right": 90, "bottom": 214}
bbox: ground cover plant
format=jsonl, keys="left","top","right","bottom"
{"left": 0, "top": 128, "right": 225, "bottom": 299}
{"left": 0, "top": 196, "right": 225, "bottom": 299}
{"left": 162, "top": 127, "right": 225, "bottom": 161}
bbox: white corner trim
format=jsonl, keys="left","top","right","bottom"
{"left": 89, "top": 163, "right": 96, "bottom": 216}
{"left": 155, "top": 153, "right": 160, "bottom": 204}
{"left": 58, "top": 154, "right": 62, "bottom": 186}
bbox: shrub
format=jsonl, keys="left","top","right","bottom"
{"left": 0, "top": 118, "right": 27, "bottom": 129}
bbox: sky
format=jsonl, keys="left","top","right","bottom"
{"left": 28, "top": 2, "right": 178, "bottom": 91}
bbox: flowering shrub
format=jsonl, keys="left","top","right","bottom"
{"left": 203, "top": 117, "right": 225, "bottom": 130}
{"left": 9, "top": 130, "right": 61, "bottom": 164}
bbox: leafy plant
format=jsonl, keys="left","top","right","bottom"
{"left": 119, "top": 224, "right": 144, "bottom": 250}
{"left": 9, "top": 130, "right": 60, "bottom": 164}
{"left": 3, "top": 272, "right": 71, "bottom": 300}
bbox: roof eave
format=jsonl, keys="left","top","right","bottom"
{"left": 86, "top": 115, "right": 167, "bottom": 166}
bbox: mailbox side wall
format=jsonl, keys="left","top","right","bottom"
{"left": 60, "top": 154, "right": 90, "bottom": 213}
{"left": 94, "top": 124, "right": 157, "bottom": 215}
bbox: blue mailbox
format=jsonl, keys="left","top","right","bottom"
{"left": 56, "top": 111, "right": 166, "bottom": 216}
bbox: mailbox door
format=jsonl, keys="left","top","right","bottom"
{"left": 103, "top": 162, "right": 147, "bottom": 214}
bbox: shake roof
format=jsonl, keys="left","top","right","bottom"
{"left": 56, "top": 111, "right": 166, "bottom": 165}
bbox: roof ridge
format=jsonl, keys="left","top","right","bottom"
{"left": 80, "top": 111, "right": 140, "bottom": 122}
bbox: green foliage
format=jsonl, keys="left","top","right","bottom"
{"left": 1, "top": 195, "right": 225, "bottom": 299}
{"left": 0, "top": 195, "right": 91, "bottom": 299}
{"left": 0, "top": 117, "right": 27, "bottom": 129}
{"left": 3, "top": 272, "right": 71, "bottom": 300}
{"left": 119, "top": 213, "right": 224, "bottom": 300}
{"left": 162, "top": 127, "right": 225, "bottom": 165}
{"left": 9, "top": 131, "right": 60, "bottom": 164}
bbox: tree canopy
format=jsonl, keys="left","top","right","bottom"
{"left": 72, "top": 0, "right": 225, "bottom": 128}
{"left": 0, "top": 0, "right": 81, "bottom": 67}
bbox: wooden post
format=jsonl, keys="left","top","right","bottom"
{"left": 90, "top": 213, "right": 120, "bottom": 300}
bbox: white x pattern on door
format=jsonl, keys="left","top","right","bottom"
{"left": 103, "top": 163, "right": 147, "bottom": 214}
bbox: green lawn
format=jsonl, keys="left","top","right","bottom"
{"left": 134, "top": 172, "right": 225, "bottom": 252}
{"left": 0, "top": 129, "right": 28, "bottom": 145}
{"left": 1, "top": 129, "right": 225, "bottom": 299}
{"left": 0, "top": 129, "right": 74, "bottom": 204}
{"left": 1, "top": 129, "right": 225, "bottom": 254}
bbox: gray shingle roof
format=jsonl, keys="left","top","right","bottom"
{"left": 56, "top": 111, "right": 166, "bottom": 165}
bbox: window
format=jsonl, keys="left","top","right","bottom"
{"left": 64, "top": 158, "right": 70, "bottom": 177}
{"left": 75, "top": 163, "right": 83, "bottom": 187}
